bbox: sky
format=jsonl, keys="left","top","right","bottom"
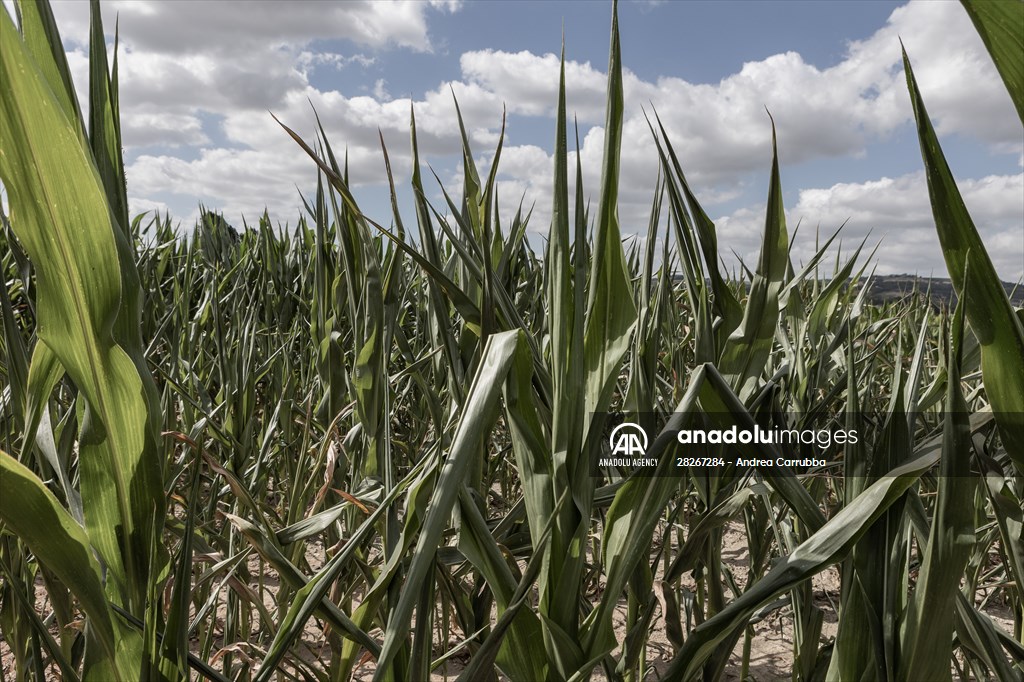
{"left": 18, "top": 0, "right": 1024, "bottom": 279}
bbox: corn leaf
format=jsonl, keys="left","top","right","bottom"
{"left": 961, "top": 0, "right": 1024, "bottom": 124}
{"left": 0, "top": 451, "right": 133, "bottom": 681}
{"left": 903, "top": 47, "right": 1024, "bottom": 472}
{"left": 1, "top": 2, "right": 163, "bottom": 622}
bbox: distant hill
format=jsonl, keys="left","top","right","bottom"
{"left": 673, "top": 274, "right": 1024, "bottom": 308}
{"left": 863, "top": 275, "right": 1023, "bottom": 308}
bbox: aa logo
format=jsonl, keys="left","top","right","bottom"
{"left": 609, "top": 422, "right": 648, "bottom": 456}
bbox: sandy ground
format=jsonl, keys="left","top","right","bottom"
{"left": 2, "top": 521, "right": 1017, "bottom": 681}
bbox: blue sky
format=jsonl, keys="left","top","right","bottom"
{"left": 33, "top": 1, "right": 1024, "bottom": 278}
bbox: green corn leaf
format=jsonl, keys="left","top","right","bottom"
{"left": 252, "top": 455, "right": 429, "bottom": 682}
{"left": 0, "top": 451, "right": 134, "bottom": 682}
{"left": 548, "top": 43, "right": 580, "bottom": 463}
{"left": 223, "top": 513, "right": 381, "bottom": 656}
{"left": 954, "top": 591, "right": 1024, "bottom": 678}
{"left": 0, "top": 553, "right": 81, "bottom": 682}
{"left": 0, "top": 272, "right": 29, "bottom": 426}
{"left": 14, "top": 0, "right": 85, "bottom": 137}
{"left": 0, "top": 4, "right": 163, "bottom": 623}
{"left": 899, "top": 299, "right": 975, "bottom": 681}
{"left": 21, "top": 334, "right": 82, "bottom": 523}
{"left": 372, "top": 330, "right": 521, "bottom": 680}
{"left": 455, "top": 487, "right": 547, "bottom": 681}
{"left": 584, "top": 366, "right": 708, "bottom": 665}
{"left": 456, "top": 491, "right": 568, "bottom": 682}
{"left": 652, "top": 111, "right": 743, "bottom": 339}
{"left": 719, "top": 117, "right": 790, "bottom": 400}
{"left": 903, "top": 47, "right": 1024, "bottom": 472}
{"left": 583, "top": 0, "right": 638, "bottom": 425}
{"left": 961, "top": 0, "right": 1024, "bottom": 124}
{"left": 663, "top": 451, "right": 940, "bottom": 682}
{"left": 87, "top": 0, "right": 129, "bottom": 233}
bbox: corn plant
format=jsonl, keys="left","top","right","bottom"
{"left": 0, "top": 0, "right": 1021, "bottom": 680}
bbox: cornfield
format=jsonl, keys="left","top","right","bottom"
{"left": 1, "top": 0, "right": 1022, "bottom": 680}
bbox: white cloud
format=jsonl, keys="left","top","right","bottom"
{"left": 460, "top": 49, "right": 608, "bottom": 121}
{"left": 37, "top": 0, "right": 1020, "bottom": 279}
{"left": 298, "top": 52, "right": 376, "bottom": 71}
{"left": 457, "top": 0, "right": 1019, "bottom": 181}
{"left": 51, "top": 0, "right": 455, "bottom": 53}
{"left": 841, "top": 1, "right": 1021, "bottom": 146}
{"left": 428, "top": 0, "right": 464, "bottom": 11}
{"left": 715, "top": 172, "right": 1024, "bottom": 280}
{"left": 121, "top": 111, "right": 209, "bottom": 148}
{"left": 128, "top": 196, "right": 172, "bottom": 219}
{"left": 49, "top": 0, "right": 462, "bottom": 151}
{"left": 437, "top": 0, "right": 1022, "bottom": 279}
